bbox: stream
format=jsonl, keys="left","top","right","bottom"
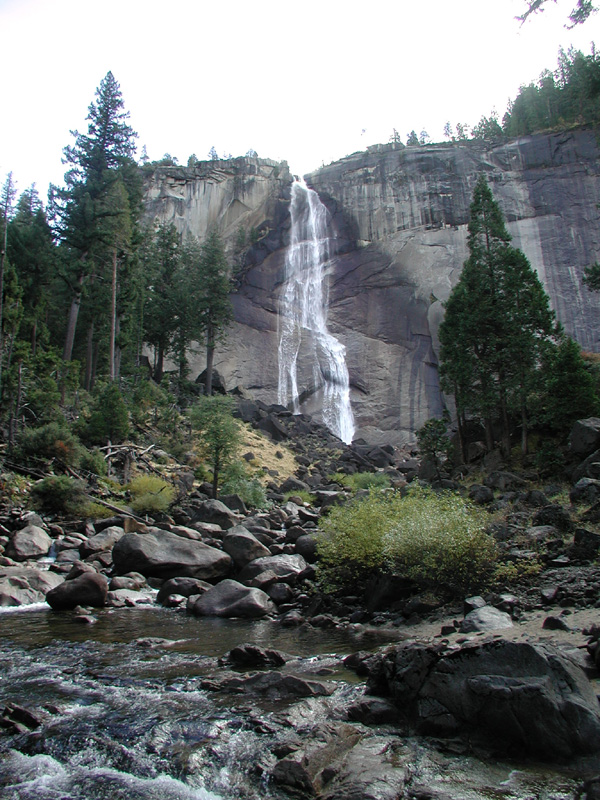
{"left": 0, "top": 605, "right": 590, "bottom": 799}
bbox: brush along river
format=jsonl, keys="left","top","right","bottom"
{"left": 0, "top": 605, "right": 588, "bottom": 799}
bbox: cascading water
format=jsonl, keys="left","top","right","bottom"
{"left": 277, "top": 179, "right": 355, "bottom": 444}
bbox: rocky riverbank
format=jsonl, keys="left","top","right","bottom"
{"left": 3, "top": 411, "right": 600, "bottom": 796}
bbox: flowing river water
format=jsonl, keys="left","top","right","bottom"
{"left": 0, "top": 604, "right": 590, "bottom": 800}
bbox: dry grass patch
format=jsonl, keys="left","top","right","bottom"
{"left": 239, "top": 427, "right": 298, "bottom": 483}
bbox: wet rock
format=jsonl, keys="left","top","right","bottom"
{"left": 112, "top": 530, "right": 232, "bottom": 580}
{"left": 225, "top": 643, "right": 288, "bottom": 668}
{"left": 347, "top": 696, "right": 399, "bottom": 724}
{"left": 366, "top": 638, "right": 600, "bottom": 758}
{"left": 46, "top": 571, "right": 108, "bottom": 610}
{"left": 222, "top": 525, "right": 271, "bottom": 569}
{"left": 460, "top": 606, "right": 513, "bottom": 633}
{"left": 218, "top": 670, "right": 334, "bottom": 698}
{"left": 268, "top": 582, "right": 294, "bottom": 604}
{"left": 106, "top": 589, "right": 154, "bottom": 608}
{"left": 5, "top": 524, "right": 52, "bottom": 561}
{"left": 190, "top": 578, "right": 274, "bottom": 618}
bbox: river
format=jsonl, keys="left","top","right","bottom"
{"left": 0, "top": 605, "right": 589, "bottom": 799}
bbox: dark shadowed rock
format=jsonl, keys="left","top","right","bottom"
{"left": 366, "top": 638, "right": 600, "bottom": 758}
{"left": 156, "top": 576, "right": 212, "bottom": 604}
{"left": 570, "top": 478, "right": 600, "bottom": 505}
{"left": 569, "top": 418, "right": 600, "bottom": 457}
{"left": 225, "top": 643, "right": 288, "bottom": 668}
{"left": 190, "top": 578, "right": 274, "bottom": 618}
{"left": 222, "top": 525, "right": 271, "bottom": 569}
{"left": 112, "top": 530, "right": 232, "bottom": 580}
{"left": 46, "top": 572, "right": 108, "bottom": 610}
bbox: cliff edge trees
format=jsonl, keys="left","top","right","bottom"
{"left": 438, "top": 175, "right": 597, "bottom": 458}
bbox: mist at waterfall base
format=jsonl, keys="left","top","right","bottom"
{"left": 277, "top": 180, "right": 355, "bottom": 444}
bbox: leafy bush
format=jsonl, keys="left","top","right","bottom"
{"left": 330, "top": 472, "right": 391, "bottom": 492}
{"left": 383, "top": 487, "right": 497, "bottom": 593}
{"left": 127, "top": 474, "right": 175, "bottom": 514}
{"left": 221, "top": 461, "right": 269, "bottom": 509}
{"left": 79, "top": 448, "right": 108, "bottom": 476}
{"left": 29, "top": 475, "right": 88, "bottom": 516}
{"left": 283, "top": 489, "right": 315, "bottom": 504}
{"left": 14, "top": 422, "right": 85, "bottom": 468}
{"left": 318, "top": 487, "right": 497, "bottom": 594}
{"left": 79, "top": 383, "right": 130, "bottom": 445}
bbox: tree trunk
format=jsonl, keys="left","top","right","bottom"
{"left": 63, "top": 272, "right": 85, "bottom": 362}
{"left": 521, "top": 400, "right": 528, "bottom": 455}
{"left": 85, "top": 321, "right": 94, "bottom": 391}
{"left": 109, "top": 248, "right": 117, "bottom": 381}
{"left": 205, "top": 323, "right": 215, "bottom": 396}
{"left": 154, "top": 344, "right": 165, "bottom": 384}
{"left": 212, "top": 449, "right": 220, "bottom": 499}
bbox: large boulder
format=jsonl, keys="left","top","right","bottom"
{"left": 112, "top": 530, "right": 232, "bottom": 580}
{"left": 569, "top": 418, "right": 600, "bottom": 457}
{"left": 156, "top": 576, "right": 212, "bottom": 604}
{"left": 190, "top": 499, "right": 239, "bottom": 530}
{"left": 238, "top": 554, "right": 308, "bottom": 584}
{"left": 190, "top": 578, "right": 274, "bottom": 618}
{"left": 5, "top": 525, "right": 52, "bottom": 561}
{"left": 0, "top": 567, "right": 63, "bottom": 607}
{"left": 460, "top": 605, "right": 513, "bottom": 633}
{"left": 46, "top": 571, "right": 108, "bottom": 610}
{"left": 367, "top": 638, "right": 600, "bottom": 759}
{"left": 80, "top": 525, "right": 126, "bottom": 558}
{"left": 222, "top": 525, "right": 272, "bottom": 569}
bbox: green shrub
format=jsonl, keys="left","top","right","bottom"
{"left": 329, "top": 472, "right": 391, "bottom": 492}
{"left": 79, "top": 383, "right": 130, "bottom": 445}
{"left": 127, "top": 474, "right": 175, "bottom": 514}
{"left": 221, "top": 461, "right": 269, "bottom": 508}
{"left": 283, "top": 489, "right": 315, "bottom": 504}
{"left": 79, "top": 448, "right": 108, "bottom": 477}
{"left": 383, "top": 487, "right": 497, "bottom": 593}
{"left": 29, "top": 475, "right": 88, "bottom": 516}
{"left": 318, "top": 487, "right": 497, "bottom": 594}
{"left": 14, "top": 422, "right": 85, "bottom": 469}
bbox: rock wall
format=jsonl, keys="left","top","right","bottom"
{"left": 143, "top": 130, "right": 600, "bottom": 445}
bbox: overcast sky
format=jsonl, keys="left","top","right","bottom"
{"left": 1, "top": 0, "right": 597, "bottom": 201}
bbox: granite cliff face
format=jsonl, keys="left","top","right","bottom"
{"left": 143, "top": 130, "right": 600, "bottom": 445}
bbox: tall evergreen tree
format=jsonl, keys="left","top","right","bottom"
{"left": 439, "top": 175, "right": 557, "bottom": 456}
{"left": 197, "top": 230, "right": 232, "bottom": 395}
{"left": 49, "top": 72, "right": 139, "bottom": 370}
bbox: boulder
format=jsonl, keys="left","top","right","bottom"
{"left": 294, "top": 534, "right": 318, "bottom": 563}
{"left": 46, "top": 572, "right": 108, "bottom": 610}
{"left": 112, "top": 530, "right": 232, "bottom": 580}
{"left": 190, "top": 578, "right": 274, "bottom": 618}
{"left": 238, "top": 554, "right": 308, "bottom": 585}
{"left": 461, "top": 605, "right": 513, "bottom": 633}
{"left": 204, "top": 669, "right": 333, "bottom": 698}
{"left": 468, "top": 484, "right": 494, "bottom": 505}
{"left": 531, "top": 504, "right": 573, "bottom": 532}
{"left": 570, "top": 478, "right": 600, "bottom": 505}
{"left": 569, "top": 418, "right": 600, "bottom": 457}
{"left": 366, "top": 638, "right": 600, "bottom": 758}
{"left": 79, "top": 525, "right": 126, "bottom": 558}
{"left": 222, "top": 525, "right": 271, "bottom": 569}
{"left": 0, "top": 567, "right": 64, "bottom": 607}
{"left": 225, "top": 643, "right": 288, "bottom": 668}
{"left": 190, "top": 499, "right": 239, "bottom": 530}
{"left": 155, "top": 576, "right": 212, "bottom": 604}
{"left": 5, "top": 525, "right": 52, "bottom": 561}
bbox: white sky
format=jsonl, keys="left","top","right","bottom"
{"left": 1, "top": 0, "right": 597, "bottom": 201}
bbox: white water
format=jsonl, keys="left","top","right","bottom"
{"left": 277, "top": 179, "right": 355, "bottom": 443}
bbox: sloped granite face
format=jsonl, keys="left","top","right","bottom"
{"left": 143, "top": 133, "right": 600, "bottom": 443}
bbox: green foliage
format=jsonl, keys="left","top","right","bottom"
{"left": 332, "top": 472, "right": 391, "bottom": 492}
{"left": 383, "top": 488, "right": 498, "bottom": 593}
{"left": 221, "top": 460, "right": 269, "bottom": 508}
{"left": 79, "top": 447, "right": 107, "bottom": 476}
{"left": 79, "top": 383, "right": 130, "bottom": 445}
{"left": 318, "top": 487, "right": 496, "bottom": 595}
{"left": 439, "top": 175, "right": 557, "bottom": 455}
{"left": 13, "top": 421, "right": 84, "bottom": 468}
{"left": 416, "top": 413, "right": 453, "bottom": 476}
{"left": 29, "top": 475, "right": 88, "bottom": 516}
{"left": 534, "top": 440, "right": 565, "bottom": 477}
{"left": 583, "top": 261, "right": 600, "bottom": 291}
{"left": 189, "top": 395, "right": 241, "bottom": 498}
{"left": 127, "top": 474, "right": 175, "bottom": 514}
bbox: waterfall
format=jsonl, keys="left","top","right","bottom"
{"left": 277, "top": 179, "right": 355, "bottom": 444}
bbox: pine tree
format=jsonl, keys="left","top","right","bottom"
{"left": 197, "top": 230, "right": 232, "bottom": 395}
{"left": 50, "top": 72, "right": 138, "bottom": 369}
{"left": 439, "top": 175, "right": 557, "bottom": 457}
